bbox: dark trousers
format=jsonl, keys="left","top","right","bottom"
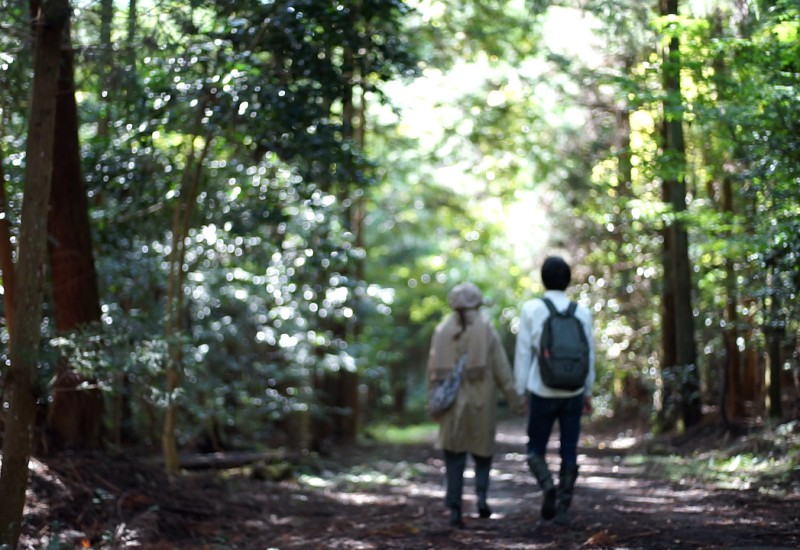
{"left": 444, "top": 450, "right": 492, "bottom": 509}
{"left": 526, "top": 392, "right": 585, "bottom": 464}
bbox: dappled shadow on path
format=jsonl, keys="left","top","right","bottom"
{"left": 242, "top": 418, "right": 800, "bottom": 550}
{"left": 21, "top": 417, "right": 800, "bottom": 549}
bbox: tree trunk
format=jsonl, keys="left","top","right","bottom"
{"left": 0, "top": 156, "right": 15, "bottom": 335}
{"left": 46, "top": 23, "right": 104, "bottom": 451}
{"left": 613, "top": 103, "right": 649, "bottom": 416}
{"left": 0, "top": 0, "right": 68, "bottom": 545}
{"left": 97, "top": 0, "right": 114, "bottom": 138}
{"left": 127, "top": 0, "right": 138, "bottom": 71}
{"left": 706, "top": 10, "right": 744, "bottom": 427}
{"left": 720, "top": 176, "right": 744, "bottom": 423}
{"left": 766, "top": 265, "right": 783, "bottom": 418}
{"left": 318, "top": 28, "right": 361, "bottom": 443}
{"left": 658, "top": 155, "right": 678, "bottom": 432}
{"left": 163, "top": 134, "right": 212, "bottom": 473}
{"left": 658, "top": 0, "right": 702, "bottom": 430}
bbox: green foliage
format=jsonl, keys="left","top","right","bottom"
{"left": 629, "top": 421, "right": 800, "bottom": 494}
{"left": 413, "top": 0, "right": 542, "bottom": 67}
{"left": 1, "top": 0, "right": 798, "bottom": 453}
{"left": 0, "top": 0, "right": 429, "bottom": 448}
{"left": 535, "top": 0, "right": 800, "bottom": 428}
{"left": 364, "top": 422, "right": 438, "bottom": 444}
{"left": 674, "top": 0, "right": 800, "bottom": 392}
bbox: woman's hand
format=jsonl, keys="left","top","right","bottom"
{"left": 515, "top": 394, "right": 528, "bottom": 416}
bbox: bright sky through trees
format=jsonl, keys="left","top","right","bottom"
{"left": 381, "top": 4, "right": 604, "bottom": 274}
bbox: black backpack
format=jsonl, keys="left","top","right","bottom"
{"left": 538, "top": 298, "right": 590, "bottom": 390}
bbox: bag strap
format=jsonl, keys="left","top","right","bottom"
{"left": 541, "top": 297, "right": 557, "bottom": 315}
{"left": 542, "top": 297, "right": 577, "bottom": 317}
{"left": 455, "top": 352, "right": 468, "bottom": 373}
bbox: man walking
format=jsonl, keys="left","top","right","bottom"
{"left": 514, "top": 256, "right": 595, "bottom": 525}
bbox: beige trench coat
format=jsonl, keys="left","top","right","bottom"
{"left": 427, "top": 313, "right": 523, "bottom": 457}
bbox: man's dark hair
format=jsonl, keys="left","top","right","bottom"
{"left": 541, "top": 256, "right": 571, "bottom": 291}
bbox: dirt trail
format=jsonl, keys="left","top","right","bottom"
{"left": 199, "top": 419, "right": 799, "bottom": 549}
{"left": 24, "top": 418, "right": 800, "bottom": 549}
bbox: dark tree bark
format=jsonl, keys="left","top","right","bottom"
{"left": 706, "top": 11, "right": 744, "bottom": 427}
{"left": 721, "top": 176, "right": 744, "bottom": 424}
{"left": 658, "top": 153, "right": 678, "bottom": 432}
{"left": 127, "top": 0, "right": 138, "bottom": 71}
{"left": 658, "top": 0, "right": 702, "bottom": 430}
{"left": 0, "top": 0, "right": 69, "bottom": 545}
{"left": 45, "top": 28, "right": 104, "bottom": 451}
{"left": 766, "top": 265, "right": 783, "bottom": 419}
{"left": 0, "top": 157, "right": 16, "bottom": 334}
{"left": 97, "top": 0, "right": 114, "bottom": 138}
{"left": 316, "top": 21, "right": 361, "bottom": 444}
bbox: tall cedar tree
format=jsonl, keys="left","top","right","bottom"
{"left": 658, "top": 0, "right": 702, "bottom": 430}
{"left": 45, "top": 25, "right": 104, "bottom": 451}
{"left": 0, "top": 0, "right": 69, "bottom": 545}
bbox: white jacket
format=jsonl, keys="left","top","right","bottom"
{"left": 514, "top": 289, "right": 596, "bottom": 398}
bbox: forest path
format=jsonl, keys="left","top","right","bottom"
{"left": 207, "top": 419, "right": 799, "bottom": 549}
{"left": 24, "top": 418, "right": 800, "bottom": 549}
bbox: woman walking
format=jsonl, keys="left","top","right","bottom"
{"left": 427, "top": 282, "right": 525, "bottom": 527}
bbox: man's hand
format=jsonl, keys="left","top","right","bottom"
{"left": 583, "top": 396, "right": 593, "bottom": 415}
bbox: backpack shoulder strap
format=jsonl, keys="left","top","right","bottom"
{"left": 541, "top": 297, "right": 557, "bottom": 315}
{"left": 566, "top": 301, "right": 578, "bottom": 317}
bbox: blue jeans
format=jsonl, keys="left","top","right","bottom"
{"left": 526, "top": 392, "right": 585, "bottom": 465}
